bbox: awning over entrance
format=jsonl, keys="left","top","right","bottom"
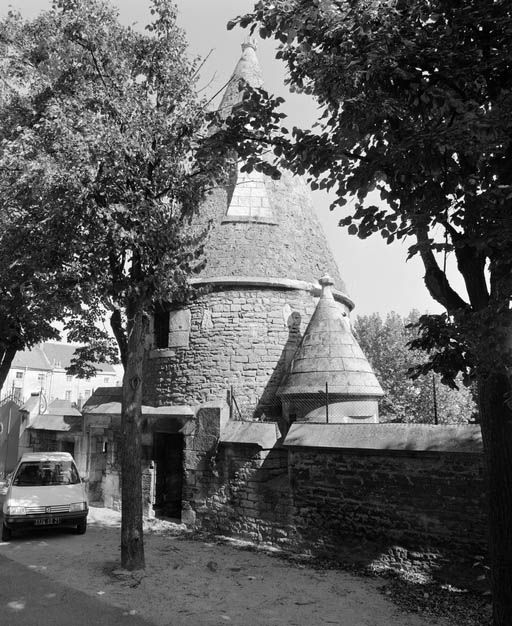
{"left": 27, "top": 414, "right": 82, "bottom": 433}
{"left": 82, "top": 386, "right": 194, "bottom": 418}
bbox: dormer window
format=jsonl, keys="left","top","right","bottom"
{"left": 223, "top": 163, "right": 277, "bottom": 224}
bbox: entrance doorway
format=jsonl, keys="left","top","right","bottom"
{"left": 153, "top": 433, "right": 183, "bottom": 519}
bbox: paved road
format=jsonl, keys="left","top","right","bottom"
{"left": 0, "top": 553, "right": 155, "bottom": 626}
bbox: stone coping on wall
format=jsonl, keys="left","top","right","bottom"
{"left": 189, "top": 276, "right": 355, "bottom": 310}
{"left": 283, "top": 422, "right": 483, "bottom": 454}
{"left": 220, "top": 420, "right": 280, "bottom": 449}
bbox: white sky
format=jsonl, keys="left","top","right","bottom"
{"left": 4, "top": 0, "right": 465, "bottom": 317}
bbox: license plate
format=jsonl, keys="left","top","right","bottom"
{"left": 35, "top": 518, "right": 60, "bottom": 526}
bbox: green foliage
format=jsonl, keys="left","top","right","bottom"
{"left": 354, "top": 311, "right": 477, "bottom": 424}
{"left": 233, "top": 0, "right": 512, "bottom": 384}
{"left": 235, "top": 5, "right": 512, "bottom": 618}
{"left": 0, "top": 0, "right": 234, "bottom": 375}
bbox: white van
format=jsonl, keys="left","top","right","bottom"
{"left": 2, "top": 452, "right": 88, "bottom": 541}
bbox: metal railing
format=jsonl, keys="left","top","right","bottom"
{"left": 0, "top": 391, "right": 23, "bottom": 409}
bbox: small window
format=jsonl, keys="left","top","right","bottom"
{"left": 104, "top": 377, "right": 110, "bottom": 383}
{"left": 84, "top": 389, "right": 91, "bottom": 398}
{"left": 65, "top": 390, "right": 72, "bottom": 401}
{"left": 66, "top": 375, "right": 72, "bottom": 382}
{"left": 154, "top": 306, "right": 191, "bottom": 349}
{"left": 37, "top": 373, "right": 45, "bottom": 382}
{"left": 16, "top": 371, "right": 24, "bottom": 379}
{"left": 154, "top": 305, "right": 170, "bottom": 349}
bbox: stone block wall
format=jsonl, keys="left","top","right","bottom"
{"left": 187, "top": 435, "right": 486, "bottom": 568}
{"left": 288, "top": 449, "right": 486, "bottom": 559}
{"left": 144, "top": 287, "right": 344, "bottom": 417}
{"left": 196, "top": 444, "right": 293, "bottom": 545}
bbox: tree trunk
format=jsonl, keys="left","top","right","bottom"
{"left": 120, "top": 302, "right": 147, "bottom": 571}
{"left": 478, "top": 371, "right": 512, "bottom": 625}
{"left": 0, "top": 344, "right": 17, "bottom": 394}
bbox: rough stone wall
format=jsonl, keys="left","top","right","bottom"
{"left": 193, "top": 444, "right": 293, "bottom": 545}
{"left": 144, "top": 287, "right": 351, "bottom": 416}
{"left": 187, "top": 441, "right": 486, "bottom": 566}
{"left": 180, "top": 404, "right": 292, "bottom": 545}
{"left": 288, "top": 449, "right": 487, "bottom": 558}
{"left": 180, "top": 403, "right": 229, "bottom": 526}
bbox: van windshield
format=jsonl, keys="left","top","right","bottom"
{"left": 13, "top": 461, "right": 80, "bottom": 486}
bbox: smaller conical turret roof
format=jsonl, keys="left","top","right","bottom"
{"left": 278, "top": 275, "right": 383, "bottom": 398}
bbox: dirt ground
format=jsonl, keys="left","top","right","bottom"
{"left": 0, "top": 507, "right": 478, "bottom": 626}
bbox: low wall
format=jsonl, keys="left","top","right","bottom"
{"left": 186, "top": 420, "right": 486, "bottom": 572}
{"left": 203, "top": 444, "right": 292, "bottom": 545}
{"left": 288, "top": 448, "right": 486, "bottom": 566}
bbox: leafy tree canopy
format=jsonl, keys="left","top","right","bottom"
{"left": 230, "top": 2, "right": 512, "bottom": 622}
{"left": 230, "top": 0, "right": 512, "bottom": 385}
{"left": 0, "top": 0, "right": 238, "bottom": 570}
{"left": 354, "top": 310, "right": 477, "bottom": 424}
{"left": 0, "top": 0, "right": 234, "bottom": 370}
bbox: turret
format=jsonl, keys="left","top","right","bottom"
{"left": 143, "top": 43, "right": 355, "bottom": 419}
{"left": 278, "top": 274, "right": 384, "bottom": 425}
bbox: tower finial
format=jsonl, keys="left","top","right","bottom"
{"left": 319, "top": 274, "right": 335, "bottom": 300}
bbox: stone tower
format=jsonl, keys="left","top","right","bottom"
{"left": 143, "top": 41, "right": 355, "bottom": 418}
{"left": 278, "top": 274, "right": 384, "bottom": 424}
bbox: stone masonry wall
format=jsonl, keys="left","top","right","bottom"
{"left": 144, "top": 287, "right": 350, "bottom": 417}
{"left": 288, "top": 449, "right": 487, "bottom": 560}
{"left": 188, "top": 441, "right": 487, "bottom": 568}
{"left": 196, "top": 444, "right": 293, "bottom": 545}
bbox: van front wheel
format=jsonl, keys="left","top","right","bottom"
{"left": 2, "top": 523, "right": 11, "bottom": 542}
{"left": 75, "top": 519, "right": 87, "bottom": 535}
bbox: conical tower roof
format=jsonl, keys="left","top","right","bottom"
{"left": 218, "top": 38, "right": 264, "bottom": 117}
{"left": 278, "top": 275, "right": 384, "bottom": 397}
{"left": 193, "top": 41, "right": 350, "bottom": 302}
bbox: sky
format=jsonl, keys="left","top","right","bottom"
{"left": 4, "top": 0, "right": 464, "bottom": 317}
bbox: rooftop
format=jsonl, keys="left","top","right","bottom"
{"left": 278, "top": 276, "right": 383, "bottom": 398}
{"left": 11, "top": 342, "right": 116, "bottom": 374}
{"left": 82, "top": 387, "right": 194, "bottom": 417}
{"left": 191, "top": 41, "right": 348, "bottom": 295}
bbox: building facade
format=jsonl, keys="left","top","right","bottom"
{"left": 3, "top": 342, "right": 120, "bottom": 407}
